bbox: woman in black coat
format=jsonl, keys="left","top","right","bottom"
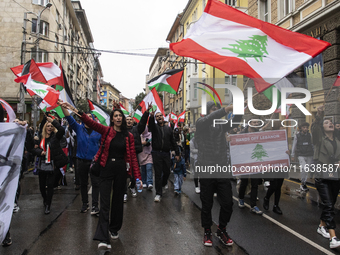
{"left": 32, "top": 116, "right": 68, "bottom": 214}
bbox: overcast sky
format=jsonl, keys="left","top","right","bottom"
{"left": 79, "top": 0, "right": 188, "bottom": 99}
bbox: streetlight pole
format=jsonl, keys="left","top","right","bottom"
{"left": 29, "top": 3, "right": 52, "bottom": 131}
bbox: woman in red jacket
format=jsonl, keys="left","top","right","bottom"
{"left": 61, "top": 102, "right": 142, "bottom": 251}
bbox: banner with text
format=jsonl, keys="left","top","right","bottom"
{"left": 230, "top": 130, "right": 290, "bottom": 177}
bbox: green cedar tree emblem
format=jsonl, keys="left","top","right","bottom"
{"left": 222, "top": 35, "right": 268, "bottom": 62}
{"left": 32, "top": 89, "right": 47, "bottom": 97}
{"left": 251, "top": 144, "right": 269, "bottom": 161}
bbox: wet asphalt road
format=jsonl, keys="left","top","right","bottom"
{"left": 2, "top": 168, "right": 340, "bottom": 255}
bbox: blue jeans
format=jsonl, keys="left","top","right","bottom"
{"left": 141, "top": 163, "right": 153, "bottom": 186}
{"left": 174, "top": 173, "right": 184, "bottom": 191}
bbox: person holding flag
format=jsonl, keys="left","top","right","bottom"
{"left": 60, "top": 103, "right": 102, "bottom": 215}
{"left": 59, "top": 101, "right": 142, "bottom": 251}
{"left": 124, "top": 105, "right": 151, "bottom": 201}
{"left": 149, "top": 109, "right": 179, "bottom": 202}
{"left": 32, "top": 115, "right": 68, "bottom": 214}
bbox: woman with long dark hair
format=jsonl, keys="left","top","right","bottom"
{"left": 32, "top": 116, "right": 68, "bottom": 214}
{"left": 312, "top": 105, "right": 340, "bottom": 249}
{"left": 61, "top": 101, "right": 142, "bottom": 251}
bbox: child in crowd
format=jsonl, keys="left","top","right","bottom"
{"left": 173, "top": 155, "right": 186, "bottom": 194}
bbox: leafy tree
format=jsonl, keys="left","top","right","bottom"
{"left": 133, "top": 92, "right": 146, "bottom": 109}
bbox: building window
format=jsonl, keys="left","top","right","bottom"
{"left": 259, "top": 0, "right": 270, "bottom": 22}
{"left": 32, "top": 0, "right": 49, "bottom": 6}
{"left": 32, "top": 19, "right": 49, "bottom": 37}
{"left": 225, "top": 74, "right": 237, "bottom": 94}
{"left": 31, "top": 47, "right": 48, "bottom": 62}
{"left": 56, "top": 10, "right": 59, "bottom": 23}
{"left": 278, "top": 0, "right": 292, "bottom": 20}
{"left": 225, "top": 0, "right": 237, "bottom": 6}
{"left": 194, "top": 83, "right": 197, "bottom": 99}
{"left": 55, "top": 35, "right": 59, "bottom": 49}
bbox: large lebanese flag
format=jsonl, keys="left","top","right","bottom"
{"left": 15, "top": 74, "right": 60, "bottom": 111}
{"left": 139, "top": 88, "right": 165, "bottom": 116}
{"left": 147, "top": 69, "right": 183, "bottom": 94}
{"left": 170, "top": 0, "right": 331, "bottom": 93}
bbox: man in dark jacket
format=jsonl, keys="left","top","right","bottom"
{"left": 61, "top": 106, "right": 102, "bottom": 215}
{"left": 149, "top": 111, "right": 179, "bottom": 202}
{"left": 124, "top": 107, "right": 150, "bottom": 200}
{"left": 196, "top": 101, "right": 241, "bottom": 247}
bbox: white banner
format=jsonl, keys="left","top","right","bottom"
{"left": 0, "top": 123, "right": 26, "bottom": 243}
{"left": 230, "top": 130, "right": 290, "bottom": 176}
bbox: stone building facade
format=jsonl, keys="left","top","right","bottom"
{"left": 0, "top": 0, "right": 100, "bottom": 122}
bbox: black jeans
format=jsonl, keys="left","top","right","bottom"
{"left": 93, "top": 159, "right": 126, "bottom": 243}
{"left": 78, "top": 158, "right": 100, "bottom": 207}
{"left": 238, "top": 178, "right": 260, "bottom": 207}
{"left": 39, "top": 170, "right": 55, "bottom": 206}
{"left": 315, "top": 179, "right": 340, "bottom": 229}
{"left": 200, "top": 179, "right": 233, "bottom": 229}
{"left": 152, "top": 151, "right": 171, "bottom": 196}
{"left": 265, "top": 178, "right": 284, "bottom": 206}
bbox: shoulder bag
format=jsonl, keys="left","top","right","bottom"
{"left": 90, "top": 128, "right": 110, "bottom": 177}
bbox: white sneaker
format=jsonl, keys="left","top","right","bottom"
{"left": 154, "top": 195, "right": 161, "bottom": 202}
{"left": 264, "top": 181, "right": 270, "bottom": 187}
{"left": 98, "top": 242, "right": 111, "bottom": 250}
{"left": 148, "top": 184, "right": 153, "bottom": 190}
{"left": 13, "top": 203, "right": 20, "bottom": 213}
{"left": 110, "top": 231, "right": 119, "bottom": 240}
{"left": 164, "top": 184, "right": 169, "bottom": 190}
{"left": 143, "top": 184, "right": 147, "bottom": 188}
{"left": 214, "top": 193, "right": 217, "bottom": 197}
{"left": 195, "top": 187, "right": 200, "bottom": 194}
{"left": 130, "top": 188, "right": 137, "bottom": 198}
{"left": 317, "top": 226, "right": 330, "bottom": 239}
{"left": 330, "top": 237, "right": 340, "bottom": 249}
{"left": 123, "top": 194, "right": 128, "bottom": 203}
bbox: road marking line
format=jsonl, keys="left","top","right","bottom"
{"left": 284, "top": 179, "right": 340, "bottom": 197}
{"left": 232, "top": 196, "right": 335, "bottom": 255}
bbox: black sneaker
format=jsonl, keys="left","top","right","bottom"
{"left": 216, "top": 227, "right": 233, "bottom": 246}
{"left": 91, "top": 206, "right": 100, "bottom": 215}
{"left": 80, "top": 203, "right": 89, "bottom": 213}
{"left": 2, "top": 233, "right": 12, "bottom": 247}
{"left": 203, "top": 229, "right": 213, "bottom": 247}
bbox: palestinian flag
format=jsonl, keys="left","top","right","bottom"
{"left": 147, "top": 69, "right": 183, "bottom": 94}
{"left": 139, "top": 88, "right": 165, "bottom": 116}
{"left": 133, "top": 109, "right": 143, "bottom": 123}
{"left": 170, "top": 112, "right": 178, "bottom": 122}
{"left": 11, "top": 59, "right": 47, "bottom": 84}
{"left": 262, "top": 77, "right": 294, "bottom": 114}
{"left": 15, "top": 74, "right": 60, "bottom": 111}
{"left": 119, "top": 103, "right": 130, "bottom": 116}
{"left": 178, "top": 110, "right": 186, "bottom": 123}
{"left": 88, "top": 99, "right": 110, "bottom": 126}
{"left": 170, "top": 0, "right": 331, "bottom": 93}
{"left": 333, "top": 71, "right": 340, "bottom": 87}
{"left": 50, "top": 63, "right": 75, "bottom": 118}
{"left": 0, "top": 98, "right": 16, "bottom": 122}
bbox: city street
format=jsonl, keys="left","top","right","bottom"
{"left": 2, "top": 169, "right": 340, "bottom": 255}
